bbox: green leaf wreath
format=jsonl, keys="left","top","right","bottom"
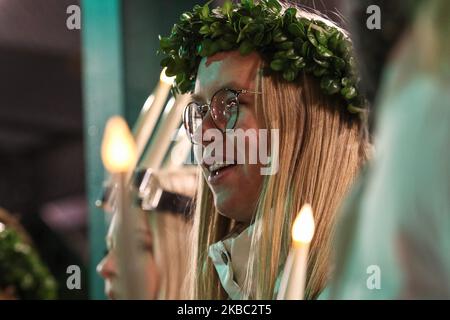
{"left": 0, "top": 226, "right": 57, "bottom": 299}
{"left": 158, "top": 0, "right": 367, "bottom": 114}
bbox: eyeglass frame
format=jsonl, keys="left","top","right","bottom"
{"left": 183, "top": 88, "right": 262, "bottom": 144}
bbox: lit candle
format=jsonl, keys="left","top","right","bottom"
{"left": 277, "top": 204, "right": 315, "bottom": 300}
{"left": 101, "top": 116, "right": 137, "bottom": 174}
{"left": 133, "top": 68, "right": 175, "bottom": 164}
{"left": 101, "top": 116, "right": 146, "bottom": 299}
{"left": 98, "top": 69, "right": 174, "bottom": 212}
{"left": 139, "top": 93, "right": 191, "bottom": 170}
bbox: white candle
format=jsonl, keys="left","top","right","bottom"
{"left": 133, "top": 68, "right": 174, "bottom": 164}
{"left": 101, "top": 116, "right": 146, "bottom": 299}
{"left": 100, "top": 69, "right": 174, "bottom": 212}
{"left": 139, "top": 93, "right": 191, "bottom": 170}
{"left": 277, "top": 204, "right": 315, "bottom": 300}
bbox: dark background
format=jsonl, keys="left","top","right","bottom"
{"left": 0, "top": 0, "right": 344, "bottom": 299}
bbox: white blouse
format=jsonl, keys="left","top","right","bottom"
{"left": 208, "top": 224, "right": 330, "bottom": 300}
{"left": 208, "top": 224, "right": 253, "bottom": 299}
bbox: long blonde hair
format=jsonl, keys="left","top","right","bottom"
{"left": 150, "top": 212, "right": 191, "bottom": 299}
{"left": 147, "top": 168, "right": 196, "bottom": 299}
{"left": 188, "top": 69, "right": 369, "bottom": 299}
{"left": 188, "top": 6, "right": 369, "bottom": 300}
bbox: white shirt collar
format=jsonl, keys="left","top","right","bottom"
{"left": 208, "top": 224, "right": 253, "bottom": 299}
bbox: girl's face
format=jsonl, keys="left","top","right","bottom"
{"left": 96, "top": 212, "right": 159, "bottom": 300}
{"left": 193, "top": 51, "right": 266, "bottom": 224}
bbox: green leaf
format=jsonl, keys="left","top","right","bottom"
{"left": 218, "top": 38, "right": 234, "bottom": 50}
{"left": 175, "top": 73, "right": 185, "bottom": 83}
{"left": 338, "top": 40, "right": 351, "bottom": 56}
{"left": 273, "top": 30, "right": 288, "bottom": 43}
{"left": 270, "top": 59, "right": 284, "bottom": 71}
{"left": 328, "top": 31, "right": 342, "bottom": 50}
{"left": 165, "top": 63, "right": 177, "bottom": 76}
{"left": 252, "top": 4, "right": 262, "bottom": 17}
{"left": 239, "top": 40, "right": 254, "bottom": 55}
{"left": 347, "top": 104, "right": 364, "bottom": 114}
{"left": 287, "top": 23, "right": 305, "bottom": 38}
{"left": 222, "top": 0, "right": 233, "bottom": 17}
{"left": 283, "top": 69, "right": 297, "bottom": 81}
{"left": 292, "top": 57, "right": 306, "bottom": 70}
{"left": 285, "top": 8, "right": 297, "bottom": 18}
{"left": 276, "top": 41, "right": 294, "bottom": 50}
{"left": 212, "top": 30, "right": 225, "bottom": 38}
{"left": 253, "top": 32, "right": 264, "bottom": 46}
{"left": 274, "top": 51, "right": 287, "bottom": 59}
{"left": 201, "top": 4, "right": 210, "bottom": 19}
{"left": 347, "top": 56, "right": 356, "bottom": 71}
{"left": 160, "top": 56, "right": 172, "bottom": 68}
{"left": 241, "top": 0, "right": 255, "bottom": 9}
{"left": 316, "top": 44, "right": 333, "bottom": 58}
{"left": 193, "top": 4, "right": 202, "bottom": 14}
{"left": 341, "top": 77, "right": 351, "bottom": 87}
{"left": 199, "top": 25, "right": 210, "bottom": 35}
{"left": 320, "top": 76, "right": 341, "bottom": 95}
{"left": 301, "top": 41, "right": 310, "bottom": 57}
{"left": 240, "top": 16, "right": 253, "bottom": 27}
{"left": 285, "top": 49, "right": 298, "bottom": 59}
{"left": 159, "top": 36, "right": 172, "bottom": 50}
{"left": 313, "top": 67, "right": 327, "bottom": 77}
{"left": 198, "top": 39, "right": 213, "bottom": 57}
{"left": 315, "top": 29, "right": 328, "bottom": 46}
{"left": 179, "top": 79, "right": 192, "bottom": 93}
{"left": 262, "top": 32, "right": 272, "bottom": 46}
{"left": 210, "top": 41, "right": 221, "bottom": 54}
{"left": 332, "top": 57, "right": 346, "bottom": 71}
{"left": 313, "top": 54, "right": 330, "bottom": 68}
{"left": 180, "top": 12, "right": 193, "bottom": 22}
{"left": 341, "top": 86, "right": 357, "bottom": 100}
{"left": 210, "top": 24, "right": 226, "bottom": 37}
{"left": 265, "top": 0, "right": 282, "bottom": 13}
{"left": 307, "top": 26, "right": 319, "bottom": 47}
{"left": 299, "top": 18, "right": 309, "bottom": 29}
{"left": 246, "top": 23, "right": 260, "bottom": 34}
{"left": 237, "top": 30, "right": 246, "bottom": 43}
{"left": 223, "top": 33, "right": 238, "bottom": 43}
{"left": 210, "top": 22, "right": 220, "bottom": 32}
{"left": 293, "top": 37, "right": 304, "bottom": 50}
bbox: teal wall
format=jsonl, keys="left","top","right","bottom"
{"left": 81, "top": 0, "right": 124, "bottom": 300}
{"left": 81, "top": 0, "right": 198, "bottom": 300}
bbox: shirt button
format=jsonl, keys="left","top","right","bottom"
{"left": 221, "top": 252, "right": 228, "bottom": 263}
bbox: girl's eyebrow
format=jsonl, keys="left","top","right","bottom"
{"left": 191, "top": 80, "right": 245, "bottom": 102}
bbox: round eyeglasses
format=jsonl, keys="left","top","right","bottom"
{"left": 183, "top": 88, "right": 260, "bottom": 144}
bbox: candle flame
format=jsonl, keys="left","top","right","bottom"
{"left": 101, "top": 116, "right": 137, "bottom": 173}
{"left": 160, "top": 68, "right": 175, "bottom": 85}
{"left": 292, "top": 204, "right": 315, "bottom": 245}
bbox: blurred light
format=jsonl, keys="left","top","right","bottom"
{"left": 163, "top": 97, "right": 176, "bottom": 115}
{"left": 101, "top": 116, "right": 137, "bottom": 173}
{"left": 160, "top": 67, "right": 175, "bottom": 85}
{"left": 292, "top": 204, "right": 315, "bottom": 245}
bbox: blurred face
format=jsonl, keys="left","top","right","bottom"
{"left": 192, "top": 51, "right": 266, "bottom": 224}
{"left": 96, "top": 212, "right": 159, "bottom": 300}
